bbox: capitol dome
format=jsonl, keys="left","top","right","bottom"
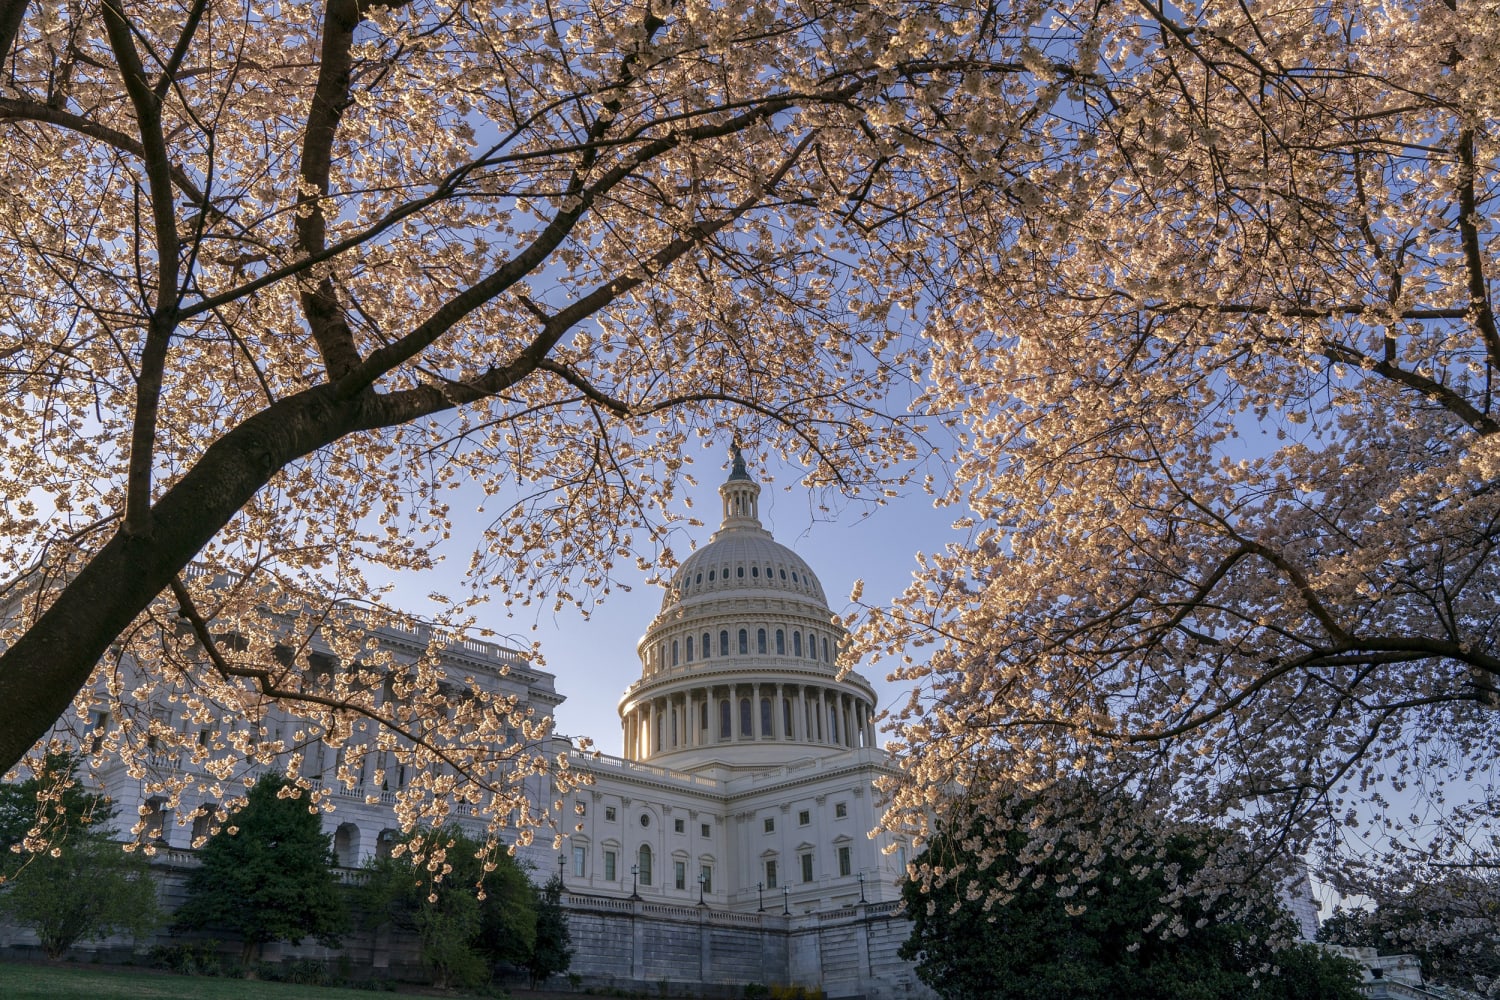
{"left": 659, "top": 447, "right": 829, "bottom": 613}
{"left": 618, "top": 445, "right": 877, "bottom": 769}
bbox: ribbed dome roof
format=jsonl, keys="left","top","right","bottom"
{"left": 664, "top": 533, "right": 827, "bottom": 608}
{"left": 656, "top": 444, "right": 829, "bottom": 612}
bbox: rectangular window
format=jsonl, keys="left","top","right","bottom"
{"left": 605, "top": 806, "right": 617, "bottom": 822}
{"left": 835, "top": 802, "right": 847, "bottom": 819}
{"left": 798, "top": 809, "right": 810, "bottom": 826}
{"left": 573, "top": 845, "right": 586, "bottom": 877}
{"left": 604, "top": 850, "right": 617, "bottom": 881}
{"left": 800, "top": 852, "right": 814, "bottom": 883}
{"left": 700, "top": 865, "right": 713, "bottom": 894}
{"left": 674, "top": 818, "right": 685, "bottom": 834}
{"left": 675, "top": 861, "right": 686, "bottom": 890}
{"left": 838, "top": 845, "right": 852, "bottom": 877}
{"left": 763, "top": 817, "right": 775, "bottom": 834}
{"left": 702, "top": 822, "right": 712, "bottom": 838}
{"left": 765, "top": 859, "right": 778, "bottom": 889}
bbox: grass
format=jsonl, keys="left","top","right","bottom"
{"left": 0, "top": 962, "right": 398, "bottom": 1000}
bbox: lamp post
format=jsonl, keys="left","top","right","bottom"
{"left": 858, "top": 871, "right": 866, "bottom": 904}
{"left": 757, "top": 881, "right": 764, "bottom": 912}
{"left": 557, "top": 852, "right": 566, "bottom": 890}
{"left": 630, "top": 863, "right": 640, "bottom": 899}
{"left": 698, "top": 871, "right": 708, "bottom": 906}
{"left": 782, "top": 884, "right": 790, "bottom": 915}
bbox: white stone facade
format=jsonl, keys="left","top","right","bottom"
{"left": 70, "top": 604, "right": 564, "bottom": 875}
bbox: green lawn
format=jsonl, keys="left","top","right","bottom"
{"left": 0, "top": 962, "right": 398, "bottom": 1000}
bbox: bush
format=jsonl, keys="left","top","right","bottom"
{"left": 149, "top": 941, "right": 223, "bottom": 976}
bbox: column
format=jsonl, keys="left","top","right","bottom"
{"left": 796, "top": 686, "right": 808, "bottom": 742}
{"left": 771, "top": 683, "right": 783, "bottom": 741}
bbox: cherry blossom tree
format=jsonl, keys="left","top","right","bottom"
{"left": 0, "top": 0, "right": 1042, "bottom": 833}
{"left": 857, "top": 0, "right": 1500, "bottom": 897}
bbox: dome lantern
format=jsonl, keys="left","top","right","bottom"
{"left": 719, "top": 441, "right": 762, "bottom": 530}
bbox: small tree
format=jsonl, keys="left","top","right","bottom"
{"left": 526, "top": 875, "right": 573, "bottom": 988}
{"left": 173, "top": 774, "right": 346, "bottom": 967}
{"left": 901, "top": 793, "right": 1364, "bottom": 1000}
{"left": 0, "top": 755, "right": 159, "bottom": 959}
{"left": 363, "top": 826, "right": 537, "bottom": 989}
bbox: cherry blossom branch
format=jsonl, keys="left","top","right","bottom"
{"left": 292, "top": 0, "right": 370, "bottom": 382}
{"left": 101, "top": 0, "right": 181, "bottom": 536}
{"left": 0, "top": 98, "right": 209, "bottom": 207}
{"left": 1456, "top": 127, "right": 1500, "bottom": 382}
{"left": 167, "top": 575, "right": 525, "bottom": 800}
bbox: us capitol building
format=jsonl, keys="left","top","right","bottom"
{"left": 560, "top": 446, "right": 904, "bottom": 913}
{"left": 549, "top": 448, "right": 922, "bottom": 995}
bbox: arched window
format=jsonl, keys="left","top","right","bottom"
{"left": 783, "top": 699, "right": 793, "bottom": 738}
{"left": 700, "top": 701, "right": 709, "bottom": 731}
{"left": 806, "top": 632, "right": 816, "bottom": 659}
{"left": 702, "top": 632, "right": 711, "bottom": 659}
{"left": 671, "top": 640, "right": 679, "bottom": 666}
{"left": 740, "top": 698, "right": 752, "bottom": 736}
{"left": 752, "top": 565, "right": 759, "bottom": 578}
{"left": 757, "top": 628, "right": 767, "bottom": 654}
{"left": 823, "top": 637, "right": 831, "bottom": 662}
{"left": 719, "top": 700, "right": 731, "bottom": 739}
{"left": 192, "top": 805, "right": 218, "bottom": 847}
{"left": 719, "top": 630, "right": 730, "bottom": 656}
{"left": 639, "top": 844, "right": 653, "bottom": 886}
{"left": 776, "top": 629, "right": 785, "bottom": 655}
{"left": 760, "top": 698, "right": 773, "bottom": 737}
{"left": 377, "top": 828, "right": 400, "bottom": 860}
{"left": 336, "top": 821, "right": 361, "bottom": 869}
{"left": 793, "top": 632, "right": 803, "bottom": 657}
{"left": 671, "top": 708, "right": 679, "bottom": 746}
{"left": 686, "top": 636, "right": 694, "bottom": 663}
{"left": 739, "top": 629, "right": 749, "bottom": 655}
{"left": 828, "top": 705, "right": 840, "bottom": 744}
{"left": 709, "top": 569, "right": 715, "bottom": 581}
{"left": 737, "top": 565, "right": 745, "bottom": 578}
